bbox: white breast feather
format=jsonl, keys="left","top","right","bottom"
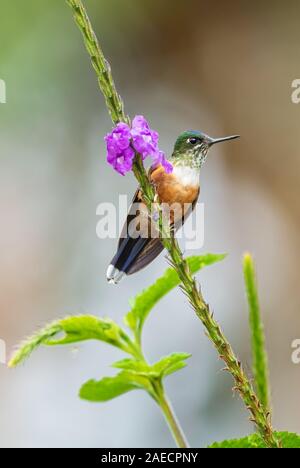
{"left": 173, "top": 166, "right": 200, "bottom": 187}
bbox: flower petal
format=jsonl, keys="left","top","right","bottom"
{"left": 105, "top": 116, "right": 167, "bottom": 176}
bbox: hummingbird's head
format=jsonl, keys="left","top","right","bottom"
{"left": 172, "top": 130, "right": 239, "bottom": 168}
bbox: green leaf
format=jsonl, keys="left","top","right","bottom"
{"left": 80, "top": 371, "right": 154, "bottom": 402}
{"left": 112, "top": 353, "right": 191, "bottom": 378}
{"left": 47, "top": 315, "right": 128, "bottom": 349}
{"left": 9, "top": 315, "right": 134, "bottom": 367}
{"left": 83, "top": 353, "right": 191, "bottom": 405}
{"left": 112, "top": 358, "right": 151, "bottom": 374}
{"left": 8, "top": 322, "right": 61, "bottom": 368}
{"left": 79, "top": 373, "right": 139, "bottom": 402}
{"left": 152, "top": 352, "right": 191, "bottom": 377}
{"left": 243, "top": 254, "right": 270, "bottom": 410}
{"left": 124, "top": 254, "right": 226, "bottom": 339}
{"left": 208, "top": 432, "right": 300, "bottom": 449}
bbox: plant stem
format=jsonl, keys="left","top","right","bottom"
{"left": 160, "top": 238, "right": 280, "bottom": 448}
{"left": 67, "top": 0, "right": 280, "bottom": 448}
{"left": 66, "top": 0, "right": 129, "bottom": 126}
{"left": 155, "top": 383, "right": 189, "bottom": 449}
{"left": 129, "top": 338, "right": 189, "bottom": 448}
{"left": 243, "top": 253, "right": 270, "bottom": 411}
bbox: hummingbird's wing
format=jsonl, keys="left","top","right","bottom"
{"left": 107, "top": 164, "right": 200, "bottom": 283}
{"left": 117, "top": 188, "right": 142, "bottom": 250}
{"left": 107, "top": 188, "right": 164, "bottom": 283}
{"left": 126, "top": 238, "right": 164, "bottom": 275}
{"left": 120, "top": 189, "right": 165, "bottom": 275}
{"left": 126, "top": 187, "right": 200, "bottom": 276}
{"left": 107, "top": 191, "right": 199, "bottom": 283}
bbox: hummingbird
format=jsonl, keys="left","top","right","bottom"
{"left": 107, "top": 130, "right": 239, "bottom": 284}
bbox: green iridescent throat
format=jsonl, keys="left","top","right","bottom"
{"left": 170, "top": 147, "right": 208, "bottom": 169}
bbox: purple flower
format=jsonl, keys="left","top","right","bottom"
{"left": 105, "top": 122, "right": 135, "bottom": 176}
{"left": 105, "top": 116, "right": 173, "bottom": 176}
{"left": 152, "top": 150, "right": 174, "bottom": 174}
{"left": 131, "top": 116, "right": 159, "bottom": 159}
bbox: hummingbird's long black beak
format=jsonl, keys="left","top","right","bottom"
{"left": 206, "top": 135, "right": 240, "bottom": 146}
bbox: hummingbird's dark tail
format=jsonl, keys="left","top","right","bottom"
{"left": 107, "top": 236, "right": 164, "bottom": 284}
{"left": 107, "top": 237, "right": 148, "bottom": 284}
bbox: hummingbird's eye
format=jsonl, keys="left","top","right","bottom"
{"left": 188, "top": 137, "right": 198, "bottom": 145}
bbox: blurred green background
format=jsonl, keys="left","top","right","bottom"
{"left": 1, "top": 0, "right": 300, "bottom": 448}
